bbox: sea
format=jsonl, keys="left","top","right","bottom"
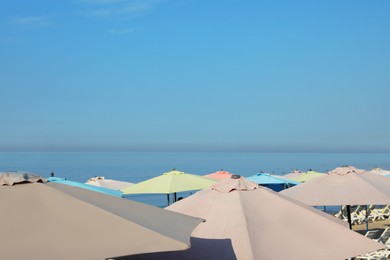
{"left": 1, "top": 151, "right": 390, "bottom": 208}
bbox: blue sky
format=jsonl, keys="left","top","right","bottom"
{"left": 1, "top": 0, "right": 389, "bottom": 152}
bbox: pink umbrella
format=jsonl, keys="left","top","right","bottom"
{"left": 124, "top": 175, "right": 383, "bottom": 260}
{"left": 203, "top": 170, "right": 233, "bottom": 180}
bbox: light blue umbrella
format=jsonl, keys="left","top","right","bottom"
{"left": 246, "top": 173, "right": 300, "bottom": 192}
{"left": 48, "top": 177, "right": 123, "bottom": 197}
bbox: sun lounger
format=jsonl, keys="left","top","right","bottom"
{"left": 376, "top": 228, "right": 390, "bottom": 245}
{"left": 334, "top": 205, "right": 348, "bottom": 220}
{"left": 369, "top": 205, "right": 390, "bottom": 221}
{"left": 356, "top": 228, "right": 390, "bottom": 259}
{"left": 364, "top": 229, "right": 380, "bottom": 240}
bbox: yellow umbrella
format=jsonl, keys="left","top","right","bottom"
{"left": 121, "top": 169, "right": 217, "bottom": 205}
{"left": 290, "top": 170, "right": 323, "bottom": 183}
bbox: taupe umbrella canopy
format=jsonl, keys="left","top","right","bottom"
{"left": 123, "top": 175, "right": 383, "bottom": 260}
{"left": 0, "top": 171, "right": 46, "bottom": 185}
{"left": 282, "top": 169, "right": 303, "bottom": 180}
{"left": 280, "top": 165, "right": 390, "bottom": 206}
{"left": 368, "top": 167, "right": 390, "bottom": 176}
{"left": 86, "top": 176, "right": 134, "bottom": 190}
{"left": 0, "top": 173, "right": 204, "bottom": 260}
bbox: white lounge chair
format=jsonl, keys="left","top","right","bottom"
{"left": 369, "top": 205, "right": 390, "bottom": 221}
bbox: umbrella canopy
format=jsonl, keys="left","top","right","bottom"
{"left": 0, "top": 172, "right": 204, "bottom": 260}
{"left": 281, "top": 165, "right": 390, "bottom": 206}
{"left": 246, "top": 172, "right": 300, "bottom": 191}
{"left": 368, "top": 167, "right": 390, "bottom": 176}
{"left": 282, "top": 169, "right": 303, "bottom": 180}
{"left": 290, "top": 170, "right": 323, "bottom": 183}
{"left": 203, "top": 170, "right": 233, "bottom": 180}
{"left": 48, "top": 176, "right": 123, "bottom": 197}
{"left": 0, "top": 171, "right": 46, "bottom": 185}
{"left": 86, "top": 176, "right": 134, "bottom": 190}
{"left": 121, "top": 169, "right": 217, "bottom": 194}
{"left": 123, "top": 175, "right": 383, "bottom": 260}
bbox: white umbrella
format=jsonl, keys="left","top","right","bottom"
{"left": 86, "top": 176, "right": 134, "bottom": 190}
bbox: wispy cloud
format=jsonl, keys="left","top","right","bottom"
{"left": 79, "top": 0, "right": 162, "bottom": 18}
{"left": 81, "top": 0, "right": 126, "bottom": 4}
{"left": 82, "top": 8, "right": 114, "bottom": 17}
{"left": 8, "top": 15, "right": 52, "bottom": 27}
{"left": 118, "top": 1, "right": 156, "bottom": 15}
{"left": 109, "top": 27, "right": 136, "bottom": 34}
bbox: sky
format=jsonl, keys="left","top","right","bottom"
{"left": 0, "top": 0, "right": 389, "bottom": 153}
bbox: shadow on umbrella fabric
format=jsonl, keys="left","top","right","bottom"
{"left": 1, "top": 172, "right": 204, "bottom": 260}
{"left": 112, "top": 237, "right": 237, "bottom": 260}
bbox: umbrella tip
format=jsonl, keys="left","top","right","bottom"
{"left": 231, "top": 174, "right": 241, "bottom": 179}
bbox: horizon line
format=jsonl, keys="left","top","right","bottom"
{"left": 0, "top": 147, "right": 389, "bottom": 153}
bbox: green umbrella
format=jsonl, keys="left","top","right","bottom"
{"left": 121, "top": 169, "right": 217, "bottom": 205}
{"left": 290, "top": 170, "right": 323, "bottom": 183}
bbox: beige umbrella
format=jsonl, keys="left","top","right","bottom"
{"left": 282, "top": 169, "right": 303, "bottom": 180}
{"left": 86, "top": 176, "right": 134, "bottom": 190}
{"left": 0, "top": 172, "right": 204, "bottom": 260}
{"left": 123, "top": 175, "right": 383, "bottom": 260}
{"left": 368, "top": 167, "right": 390, "bottom": 176}
{"left": 281, "top": 165, "right": 390, "bottom": 228}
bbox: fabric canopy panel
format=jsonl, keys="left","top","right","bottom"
{"left": 203, "top": 170, "right": 233, "bottom": 180}
{"left": 246, "top": 173, "right": 299, "bottom": 192}
{"left": 124, "top": 175, "right": 383, "bottom": 260}
{"left": 368, "top": 167, "right": 390, "bottom": 176}
{"left": 121, "top": 169, "right": 217, "bottom": 194}
{"left": 86, "top": 176, "right": 134, "bottom": 190}
{"left": 0, "top": 171, "right": 46, "bottom": 185}
{"left": 0, "top": 173, "right": 204, "bottom": 260}
{"left": 48, "top": 176, "right": 123, "bottom": 197}
{"left": 282, "top": 169, "right": 303, "bottom": 180}
{"left": 246, "top": 173, "right": 299, "bottom": 185}
{"left": 281, "top": 166, "right": 390, "bottom": 206}
{"left": 290, "top": 170, "right": 323, "bottom": 183}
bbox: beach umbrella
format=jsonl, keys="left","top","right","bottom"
{"left": 86, "top": 176, "right": 134, "bottom": 190}
{"left": 246, "top": 172, "right": 299, "bottom": 191}
{"left": 203, "top": 170, "right": 233, "bottom": 180}
{"left": 48, "top": 176, "right": 123, "bottom": 197}
{"left": 281, "top": 165, "right": 390, "bottom": 229}
{"left": 0, "top": 172, "right": 204, "bottom": 260}
{"left": 123, "top": 175, "right": 383, "bottom": 260}
{"left": 0, "top": 171, "right": 45, "bottom": 184}
{"left": 121, "top": 169, "right": 217, "bottom": 205}
{"left": 368, "top": 167, "right": 390, "bottom": 176}
{"left": 290, "top": 170, "right": 323, "bottom": 183}
{"left": 282, "top": 169, "right": 303, "bottom": 180}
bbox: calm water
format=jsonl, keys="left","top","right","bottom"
{"left": 1, "top": 152, "right": 390, "bottom": 207}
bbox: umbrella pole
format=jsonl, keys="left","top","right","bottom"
{"left": 347, "top": 205, "right": 352, "bottom": 230}
{"left": 167, "top": 194, "right": 170, "bottom": 206}
{"left": 365, "top": 205, "right": 369, "bottom": 232}
{"left": 174, "top": 192, "right": 177, "bottom": 202}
